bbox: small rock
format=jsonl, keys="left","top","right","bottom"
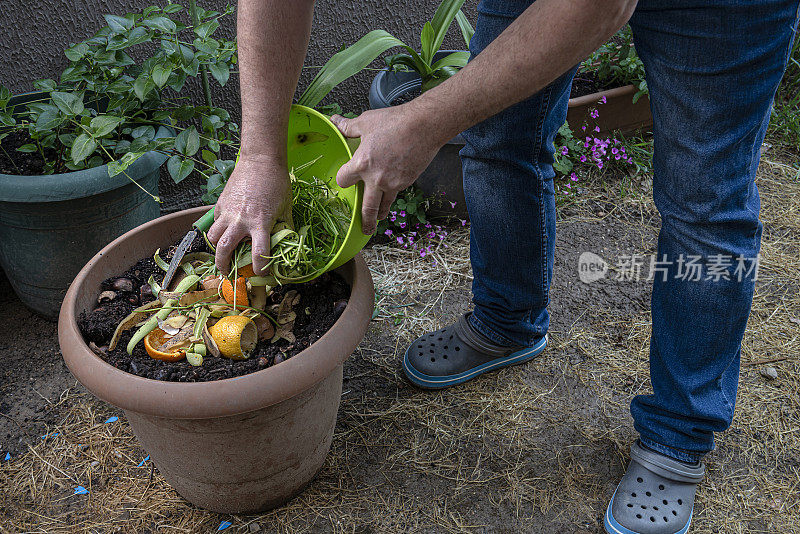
{"left": 112, "top": 277, "right": 134, "bottom": 293}
{"left": 761, "top": 366, "right": 778, "bottom": 380}
{"left": 248, "top": 523, "right": 261, "bottom": 533}
{"left": 98, "top": 290, "right": 117, "bottom": 304}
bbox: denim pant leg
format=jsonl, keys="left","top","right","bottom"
{"left": 462, "top": 0, "right": 577, "bottom": 347}
{"left": 628, "top": 0, "right": 800, "bottom": 463}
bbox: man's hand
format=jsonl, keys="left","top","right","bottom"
{"left": 330, "top": 105, "right": 444, "bottom": 235}
{"left": 207, "top": 154, "right": 291, "bottom": 275}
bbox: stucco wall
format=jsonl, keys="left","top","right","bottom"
{"left": 0, "top": 0, "right": 478, "bottom": 211}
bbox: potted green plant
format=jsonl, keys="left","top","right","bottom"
{"left": 366, "top": 0, "right": 473, "bottom": 218}
{"left": 567, "top": 26, "right": 652, "bottom": 136}
{"left": 0, "top": 1, "right": 238, "bottom": 318}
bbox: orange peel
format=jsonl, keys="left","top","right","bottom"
{"left": 221, "top": 276, "right": 248, "bottom": 307}
{"left": 208, "top": 315, "right": 257, "bottom": 360}
{"left": 144, "top": 327, "right": 188, "bottom": 362}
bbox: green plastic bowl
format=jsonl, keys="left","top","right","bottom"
{"left": 267, "top": 104, "right": 368, "bottom": 282}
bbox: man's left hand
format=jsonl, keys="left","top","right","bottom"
{"left": 330, "top": 105, "right": 443, "bottom": 235}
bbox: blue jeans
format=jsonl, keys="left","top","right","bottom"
{"left": 462, "top": 0, "right": 800, "bottom": 462}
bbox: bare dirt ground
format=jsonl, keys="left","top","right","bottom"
{"left": 1, "top": 154, "right": 798, "bottom": 533}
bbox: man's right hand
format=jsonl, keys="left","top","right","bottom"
{"left": 207, "top": 154, "right": 291, "bottom": 275}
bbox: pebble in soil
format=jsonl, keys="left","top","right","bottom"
{"left": 77, "top": 234, "right": 351, "bottom": 382}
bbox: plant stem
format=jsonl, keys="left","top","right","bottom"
{"left": 0, "top": 143, "right": 22, "bottom": 174}
{"left": 189, "top": 0, "right": 214, "bottom": 109}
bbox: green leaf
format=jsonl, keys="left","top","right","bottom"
{"left": 34, "top": 109, "right": 63, "bottom": 131}
{"left": 0, "top": 85, "right": 11, "bottom": 108}
{"left": 208, "top": 61, "right": 230, "bottom": 86}
{"left": 454, "top": 10, "right": 474, "bottom": 48}
{"left": 90, "top": 115, "right": 123, "bottom": 137}
{"left": 108, "top": 151, "right": 144, "bottom": 177}
{"left": 201, "top": 149, "right": 217, "bottom": 166}
{"left": 167, "top": 155, "right": 194, "bottom": 183}
{"left": 16, "top": 144, "right": 37, "bottom": 153}
{"left": 163, "top": 3, "right": 183, "bottom": 14}
{"left": 143, "top": 16, "right": 177, "bottom": 34}
{"left": 32, "top": 79, "right": 56, "bottom": 93}
{"left": 0, "top": 112, "right": 14, "bottom": 127}
{"left": 420, "top": 22, "right": 436, "bottom": 64}
{"left": 133, "top": 75, "right": 156, "bottom": 101}
{"left": 51, "top": 91, "right": 84, "bottom": 116}
{"left": 298, "top": 30, "right": 407, "bottom": 108}
{"left": 430, "top": 51, "right": 469, "bottom": 71}
{"left": 105, "top": 79, "right": 131, "bottom": 94}
{"left": 430, "top": 0, "right": 467, "bottom": 58}
{"left": 104, "top": 14, "right": 134, "bottom": 33}
{"left": 131, "top": 125, "right": 156, "bottom": 141}
{"left": 152, "top": 64, "right": 172, "bottom": 88}
{"left": 65, "top": 43, "right": 90, "bottom": 61}
{"left": 194, "top": 19, "right": 219, "bottom": 39}
{"left": 125, "top": 26, "right": 152, "bottom": 48}
{"left": 71, "top": 133, "right": 97, "bottom": 164}
{"left": 174, "top": 126, "right": 200, "bottom": 156}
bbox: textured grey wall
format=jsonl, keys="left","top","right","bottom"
{"left": 0, "top": 0, "right": 478, "bottom": 211}
{"left": 0, "top": 0, "right": 478, "bottom": 111}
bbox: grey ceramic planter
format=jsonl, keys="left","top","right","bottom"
{"left": 369, "top": 51, "right": 468, "bottom": 219}
{"left": 0, "top": 92, "right": 170, "bottom": 318}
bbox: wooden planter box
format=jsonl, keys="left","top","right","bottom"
{"left": 567, "top": 84, "right": 652, "bottom": 137}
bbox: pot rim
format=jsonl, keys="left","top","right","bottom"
{"left": 0, "top": 92, "right": 171, "bottom": 203}
{"left": 567, "top": 83, "right": 639, "bottom": 107}
{"left": 58, "top": 206, "right": 374, "bottom": 420}
{"left": 369, "top": 50, "right": 466, "bottom": 145}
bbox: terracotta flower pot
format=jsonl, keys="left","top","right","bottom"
{"left": 567, "top": 84, "right": 652, "bottom": 137}
{"left": 58, "top": 206, "right": 375, "bottom": 513}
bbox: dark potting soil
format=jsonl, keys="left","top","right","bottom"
{"left": 0, "top": 130, "right": 63, "bottom": 175}
{"left": 391, "top": 87, "right": 422, "bottom": 106}
{"left": 570, "top": 70, "right": 620, "bottom": 99}
{"left": 77, "top": 233, "right": 351, "bottom": 382}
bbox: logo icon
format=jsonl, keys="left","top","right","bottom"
{"left": 578, "top": 252, "right": 608, "bottom": 283}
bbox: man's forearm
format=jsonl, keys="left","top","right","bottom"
{"left": 237, "top": 0, "right": 315, "bottom": 161}
{"left": 410, "top": 0, "right": 637, "bottom": 146}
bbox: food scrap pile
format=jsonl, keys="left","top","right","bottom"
{"left": 78, "top": 167, "right": 354, "bottom": 382}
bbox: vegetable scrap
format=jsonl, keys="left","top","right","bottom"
{"left": 109, "top": 165, "right": 350, "bottom": 368}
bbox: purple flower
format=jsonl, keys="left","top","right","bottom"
{"left": 594, "top": 126, "right": 600, "bottom": 133}
{"left": 600, "top": 95, "right": 607, "bottom": 104}
{"left": 399, "top": 210, "right": 406, "bottom": 217}
{"left": 597, "top": 161, "right": 604, "bottom": 170}
{"left": 580, "top": 155, "right": 587, "bottom": 163}
{"left": 397, "top": 236, "right": 404, "bottom": 244}
{"left": 560, "top": 146, "right": 569, "bottom": 155}
{"left": 570, "top": 173, "right": 578, "bottom": 182}
{"left": 384, "top": 229, "right": 393, "bottom": 236}
{"left": 399, "top": 222, "right": 406, "bottom": 229}
{"left": 459, "top": 219, "right": 467, "bottom": 226}
{"left": 449, "top": 201, "right": 457, "bottom": 208}
{"left": 420, "top": 250, "right": 427, "bottom": 258}
{"left": 581, "top": 125, "right": 587, "bottom": 131}
{"left": 611, "top": 148, "right": 618, "bottom": 154}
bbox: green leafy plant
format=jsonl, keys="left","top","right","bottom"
{"left": 377, "top": 186, "right": 431, "bottom": 235}
{"left": 296, "top": 0, "right": 474, "bottom": 108}
{"left": 0, "top": 1, "right": 238, "bottom": 202}
{"left": 580, "top": 26, "right": 648, "bottom": 103}
{"left": 770, "top": 35, "right": 800, "bottom": 148}
{"left": 383, "top": 4, "right": 474, "bottom": 92}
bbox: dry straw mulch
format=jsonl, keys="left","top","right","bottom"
{"left": 1, "top": 157, "right": 799, "bottom": 533}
